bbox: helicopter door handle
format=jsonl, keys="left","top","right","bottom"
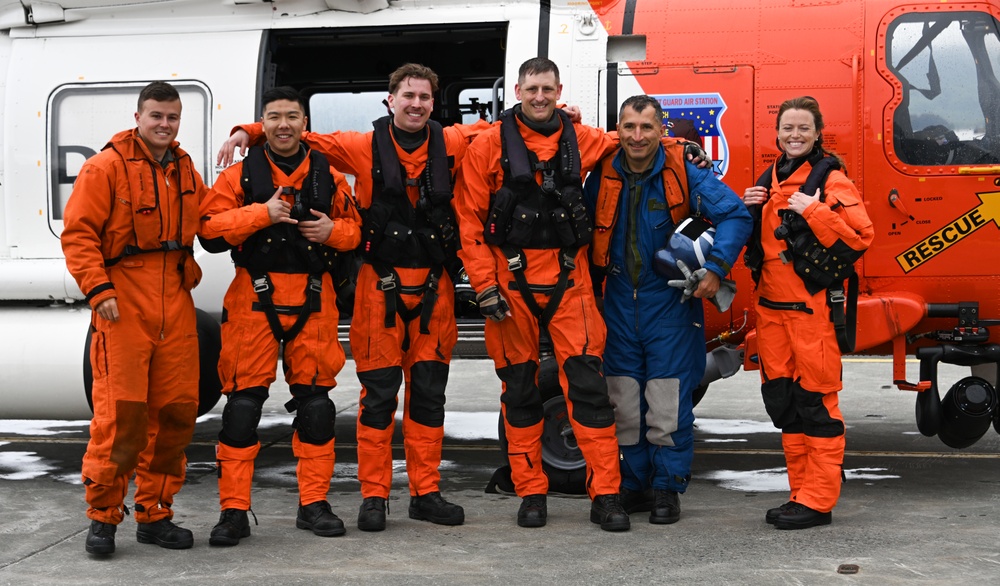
{"left": 888, "top": 189, "right": 915, "bottom": 221}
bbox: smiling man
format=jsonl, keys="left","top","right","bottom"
{"left": 199, "top": 86, "right": 361, "bottom": 545}
{"left": 583, "top": 95, "right": 752, "bottom": 525}
{"left": 62, "top": 81, "right": 207, "bottom": 556}
{"left": 454, "top": 57, "right": 631, "bottom": 531}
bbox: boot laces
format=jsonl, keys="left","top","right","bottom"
{"left": 362, "top": 497, "right": 389, "bottom": 515}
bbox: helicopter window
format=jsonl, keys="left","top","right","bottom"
{"left": 457, "top": 87, "right": 503, "bottom": 124}
{"left": 887, "top": 12, "right": 1000, "bottom": 167}
{"left": 309, "top": 92, "right": 390, "bottom": 134}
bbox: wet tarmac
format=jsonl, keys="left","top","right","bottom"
{"left": 1, "top": 358, "right": 998, "bottom": 584}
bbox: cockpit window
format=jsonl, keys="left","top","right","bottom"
{"left": 887, "top": 12, "right": 1000, "bottom": 166}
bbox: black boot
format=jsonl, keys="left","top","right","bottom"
{"left": 590, "top": 494, "right": 630, "bottom": 532}
{"left": 357, "top": 497, "right": 387, "bottom": 532}
{"left": 619, "top": 487, "right": 654, "bottom": 514}
{"left": 209, "top": 509, "right": 251, "bottom": 546}
{"left": 136, "top": 518, "right": 194, "bottom": 549}
{"left": 517, "top": 494, "right": 547, "bottom": 528}
{"left": 773, "top": 502, "right": 832, "bottom": 530}
{"left": 85, "top": 520, "right": 116, "bottom": 555}
{"left": 650, "top": 489, "right": 681, "bottom": 524}
{"left": 297, "top": 501, "right": 346, "bottom": 537}
{"left": 765, "top": 501, "right": 796, "bottom": 525}
{"left": 409, "top": 492, "right": 465, "bottom": 526}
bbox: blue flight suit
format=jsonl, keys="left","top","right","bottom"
{"left": 584, "top": 145, "right": 752, "bottom": 493}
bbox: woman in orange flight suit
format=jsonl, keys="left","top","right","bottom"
{"left": 742, "top": 96, "right": 874, "bottom": 530}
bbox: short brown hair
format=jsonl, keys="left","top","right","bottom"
{"left": 137, "top": 81, "right": 180, "bottom": 112}
{"left": 388, "top": 63, "right": 439, "bottom": 94}
{"left": 517, "top": 57, "right": 560, "bottom": 85}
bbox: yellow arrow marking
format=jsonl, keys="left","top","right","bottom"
{"left": 896, "top": 190, "right": 1000, "bottom": 273}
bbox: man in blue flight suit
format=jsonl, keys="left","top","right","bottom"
{"left": 584, "top": 95, "right": 752, "bottom": 523}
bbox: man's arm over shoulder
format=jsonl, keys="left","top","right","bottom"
{"left": 443, "top": 119, "right": 493, "bottom": 168}
{"left": 574, "top": 123, "right": 619, "bottom": 175}
{"left": 687, "top": 162, "right": 753, "bottom": 278}
{"left": 303, "top": 130, "right": 370, "bottom": 177}
{"left": 323, "top": 167, "right": 362, "bottom": 251}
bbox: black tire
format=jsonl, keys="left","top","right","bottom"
{"left": 83, "top": 308, "right": 223, "bottom": 417}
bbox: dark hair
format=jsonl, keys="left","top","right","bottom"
{"left": 388, "top": 63, "right": 439, "bottom": 94}
{"left": 619, "top": 95, "right": 663, "bottom": 123}
{"left": 137, "top": 81, "right": 180, "bottom": 111}
{"left": 518, "top": 57, "right": 560, "bottom": 84}
{"left": 775, "top": 95, "right": 845, "bottom": 168}
{"left": 260, "top": 86, "right": 307, "bottom": 116}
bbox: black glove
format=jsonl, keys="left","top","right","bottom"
{"left": 682, "top": 140, "right": 710, "bottom": 169}
{"left": 476, "top": 285, "right": 510, "bottom": 322}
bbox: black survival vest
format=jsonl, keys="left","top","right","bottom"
{"left": 744, "top": 154, "right": 865, "bottom": 352}
{"left": 484, "top": 108, "right": 592, "bottom": 330}
{"left": 232, "top": 145, "right": 336, "bottom": 344}
{"left": 361, "top": 117, "right": 458, "bottom": 343}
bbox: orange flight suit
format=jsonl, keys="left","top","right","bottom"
{"left": 200, "top": 148, "right": 360, "bottom": 510}
{"left": 62, "top": 128, "right": 206, "bottom": 525}
{"left": 454, "top": 111, "right": 621, "bottom": 499}
{"left": 755, "top": 158, "right": 874, "bottom": 513}
{"left": 234, "top": 120, "right": 486, "bottom": 499}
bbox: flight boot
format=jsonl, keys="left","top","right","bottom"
{"left": 357, "top": 497, "right": 387, "bottom": 532}
{"left": 773, "top": 502, "right": 832, "bottom": 530}
{"left": 650, "top": 489, "right": 681, "bottom": 524}
{"left": 590, "top": 494, "right": 630, "bottom": 532}
{"left": 136, "top": 518, "right": 194, "bottom": 549}
{"left": 517, "top": 494, "right": 547, "bottom": 528}
{"left": 765, "top": 501, "right": 797, "bottom": 525}
{"left": 209, "top": 509, "right": 251, "bottom": 546}
{"left": 85, "top": 520, "right": 116, "bottom": 555}
{"left": 296, "top": 501, "right": 346, "bottom": 537}
{"left": 409, "top": 491, "right": 465, "bottom": 526}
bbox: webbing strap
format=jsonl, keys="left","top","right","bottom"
{"left": 502, "top": 245, "right": 576, "bottom": 330}
{"left": 828, "top": 272, "right": 859, "bottom": 353}
{"left": 249, "top": 272, "right": 322, "bottom": 345}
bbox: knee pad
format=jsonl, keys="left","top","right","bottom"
{"left": 761, "top": 377, "right": 799, "bottom": 430}
{"left": 408, "top": 361, "right": 448, "bottom": 427}
{"left": 564, "top": 355, "right": 615, "bottom": 428}
{"left": 497, "top": 361, "right": 543, "bottom": 428}
{"left": 794, "top": 384, "right": 844, "bottom": 438}
{"left": 358, "top": 367, "right": 403, "bottom": 430}
{"left": 219, "top": 386, "right": 268, "bottom": 448}
{"left": 294, "top": 392, "right": 337, "bottom": 445}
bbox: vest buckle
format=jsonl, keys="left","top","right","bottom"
{"left": 378, "top": 274, "right": 397, "bottom": 291}
{"left": 506, "top": 254, "right": 523, "bottom": 272}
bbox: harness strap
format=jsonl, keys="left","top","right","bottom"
{"left": 372, "top": 264, "right": 400, "bottom": 329}
{"left": 502, "top": 245, "right": 577, "bottom": 330}
{"left": 371, "top": 263, "right": 442, "bottom": 349}
{"left": 828, "top": 272, "right": 859, "bottom": 353}
{"left": 249, "top": 272, "right": 323, "bottom": 345}
{"left": 105, "top": 241, "right": 191, "bottom": 267}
